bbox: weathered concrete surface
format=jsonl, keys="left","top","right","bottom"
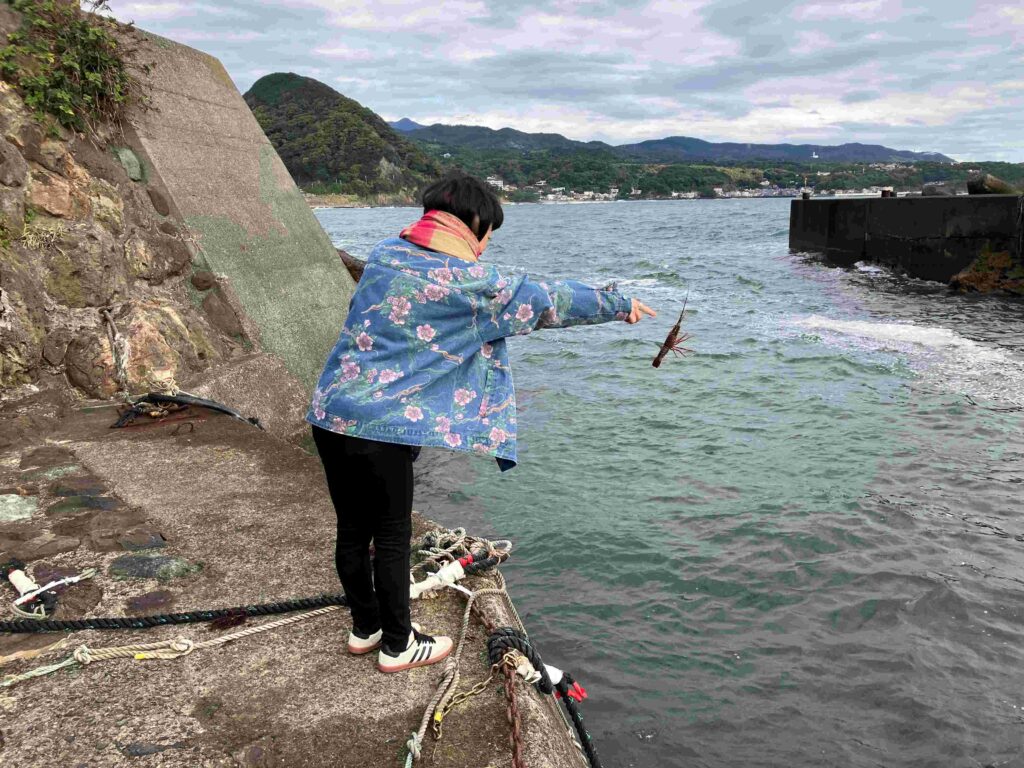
{"left": 789, "top": 195, "right": 1024, "bottom": 283}
{"left": 0, "top": 398, "right": 583, "bottom": 768}
{"left": 181, "top": 353, "right": 311, "bottom": 443}
{"left": 129, "top": 32, "right": 356, "bottom": 390}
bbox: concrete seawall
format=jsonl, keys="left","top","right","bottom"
{"left": 789, "top": 195, "right": 1024, "bottom": 282}
{"left": 130, "top": 31, "right": 356, "bottom": 390}
{"left": 0, "top": 393, "right": 584, "bottom": 767}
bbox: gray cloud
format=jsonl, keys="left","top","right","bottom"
{"left": 106, "top": 0, "right": 1024, "bottom": 160}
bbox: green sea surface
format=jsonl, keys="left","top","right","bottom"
{"left": 317, "top": 200, "right": 1024, "bottom": 767}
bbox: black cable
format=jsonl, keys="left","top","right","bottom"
{"left": 111, "top": 392, "right": 264, "bottom": 430}
{"left": 0, "top": 593, "right": 348, "bottom": 634}
{"left": 556, "top": 673, "right": 603, "bottom": 768}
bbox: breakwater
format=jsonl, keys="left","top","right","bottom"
{"left": 789, "top": 195, "right": 1023, "bottom": 283}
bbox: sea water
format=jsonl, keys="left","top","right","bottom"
{"left": 316, "top": 200, "right": 1024, "bottom": 768}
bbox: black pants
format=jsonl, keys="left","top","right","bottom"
{"left": 312, "top": 426, "right": 420, "bottom": 651}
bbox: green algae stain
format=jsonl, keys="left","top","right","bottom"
{"left": 30, "top": 464, "right": 80, "bottom": 481}
{"left": 182, "top": 145, "right": 355, "bottom": 389}
{"left": 44, "top": 250, "right": 84, "bottom": 307}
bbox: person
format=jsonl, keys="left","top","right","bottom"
{"left": 308, "top": 171, "right": 656, "bottom": 673}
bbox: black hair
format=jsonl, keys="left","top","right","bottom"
{"left": 420, "top": 171, "right": 504, "bottom": 238}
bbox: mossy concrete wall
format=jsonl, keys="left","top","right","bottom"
{"left": 130, "top": 31, "right": 355, "bottom": 390}
{"left": 789, "top": 195, "right": 1024, "bottom": 282}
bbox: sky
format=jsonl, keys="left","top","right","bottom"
{"left": 104, "top": 1, "right": 1024, "bottom": 161}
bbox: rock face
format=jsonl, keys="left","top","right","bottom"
{"left": 0, "top": 75, "right": 249, "bottom": 395}
{"left": 967, "top": 174, "right": 1018, "bottom": 195}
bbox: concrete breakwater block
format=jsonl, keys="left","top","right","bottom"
{"left": 131, "top": 32, "right": 357, "bottom": 389}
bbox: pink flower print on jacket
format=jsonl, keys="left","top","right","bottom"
{"left": 469, "top": 265, "right": 486, "bottom": 279}
{"left": 428, "top": 267, "right": 454, "bottom": 284}
{"left": 444, "top": 432, "right": 462, "bottom": 447}
{"left": 378, "top": 368, "right": 403, "bottom": 385}
{"left": 423, "top": 284, "right": 448, "bottom": 302}
{"left": 489, "top": 427, "right": 509, "bottom": 444}
{"left": 417, "top": 324, "right": 436, "bottom": 342}
{"left": 515, "top": 304, "right": 534, "bottom": 323}
{"left": 387, "top": 295, "right": 411, "bottom": 324}
{"left": 404, "top": 405, "right": 424, "bottom": 422}
{"left": 435, "top": 415, "right": 452, "bottom": 433}
{"left": 312, "top": 391, "right": 326, "bottom": 421}
{"left": 331, "top": 417, "right": 357, "bottom": 433}
{"left": 338, "top": 360, "right": 360, "bottom": 383}
{"left": 454, "top": 388, "right": 477, "bottom": 407}
{"left": 356, "top": 332, "right": 374, "bottom": 351}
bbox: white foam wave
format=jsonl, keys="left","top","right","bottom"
{"left": 793, "top": 315, "right": 994, "bottom": 353}
{"left": 618, "top": 277, "right": 663, "bottom": 288}
{"left": 790, "top": 315, "right": 1024, "bottom": 405}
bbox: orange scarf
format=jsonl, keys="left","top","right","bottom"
{"left": 399, "top": 210, "right": 481, "bottom": 263}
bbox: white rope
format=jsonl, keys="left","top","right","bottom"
{"left": 1, "top": 606, "right": 341, "bottom": 689}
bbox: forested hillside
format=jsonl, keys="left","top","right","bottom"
{"left": 244, "top": 73, "right": 439, "bottom": 196}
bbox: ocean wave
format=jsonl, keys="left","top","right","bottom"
{"left": 789, "top": 314, "right": 1024, "bottom": 406}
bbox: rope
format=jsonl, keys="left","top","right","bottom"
{"left": 0, "top": 593, "right": 348, "bottom": 634}
{"left": 414, "top": 527, "right": 467, "bottom": 572}
{"left": 403, "top": 530, "right": 520, "bottom": 765}
{"left": 487, "top": 628, "right": 603, "bottom": 768}
{"left": 101, "top": 308, "right": 132, "bottom": 402}
{"left": 2, "top": 607, "right": 340, "bottom": 688}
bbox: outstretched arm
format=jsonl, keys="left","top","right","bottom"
{"left": 474, "top": 270, "right": 654, "bottom": 342}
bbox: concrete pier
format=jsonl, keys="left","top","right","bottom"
{"left": 0, "top": 382, "right": 584, "bottom": 767}
{"left": 789, "top": 195, "right": 1024, "bottom": 282}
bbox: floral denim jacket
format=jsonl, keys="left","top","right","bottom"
{"left": 306, "top": 237, "right": 633, "bottom": 471}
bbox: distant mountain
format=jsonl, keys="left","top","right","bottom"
{"left": 407, "top": 124, "right": 611, "bottom": 153}
{"left": 244, "top": 73, "right": 440, "bottom": 193}
{"left": 405, "top": 122, "right": 954, "bottom": 164}
{"left": 389, "top": 118, "right": 426, "bottom": 132}
{"left": 613, "top": 136, "right": 954, "bottom": 164}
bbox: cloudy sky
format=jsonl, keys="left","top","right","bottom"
{"left": 106, "top": 1, "right": 1023, "bottom": 160}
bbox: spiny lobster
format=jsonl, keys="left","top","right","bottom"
{"left": 651, "top": 293, "right": 694, "bottom": 368}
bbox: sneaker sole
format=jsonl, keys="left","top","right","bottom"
{"left": 347, "top": 641, "right": 382, "bottom": 655}
{"left": 377, "top": 644, "right": 451, "bottom": 673}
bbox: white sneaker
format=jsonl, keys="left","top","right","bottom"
{"left": 348, "top": 622, "right": 421, "bottom": 655}
{"left": 377, "top": 629, "right": 452, "bottom": 673}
